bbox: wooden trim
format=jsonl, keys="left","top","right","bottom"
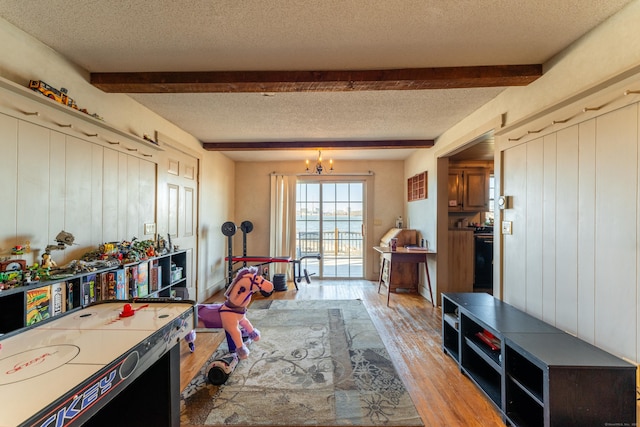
{"left": 91, "top": 65, "right": 542, "bottom": 93}
{"left": 202, "top": 139, "right": 434, "bottom": 151}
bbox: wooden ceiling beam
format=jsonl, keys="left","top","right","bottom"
{"left": 201, "top": 139, "right": 435, "bottom": 151}
{"left": 91, "top": 65, "right": 542, "bottom": 93}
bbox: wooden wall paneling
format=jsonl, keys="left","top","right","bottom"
{"left": 117, "top": 152, "right": 128, "bottom": 241}
{"left": 525, "top": 140, "right": 544, "bottom": 318}
{"left": 502, "top": 143, "right": 527, "bottom": 308}
{"left": 65, "top": 136, "right": 93, "bottom": 261}
{"left": 90, "top": 145, "right": 104, "bottom": 245}
{"left": 577, "top": 119, "right": 597, "bottom": 344}
{"left": 16, "top": 121, "right": 49, "bottom": 265}
{"left": 542, "top": 134, "right": 557, "bottom": 324}
{"left": 126, "top": 156, "right": 140, "bottom": 239}
{"left": 594, "top": 104, "right": 638, "bottom": 359}
{"left": 139, "top": 160, "right": 156, "bottom": 238}
{"left": 48, "top": 131, "right": 66, "bottom": 263}
{"left": 555, "top": 126, "right": 579, "bottom": 335}
{"left": 102, "top": 148, "right": 120, "bottom": 243}
{"left": 0, "top": 114, "right": 17, "bottom": 248}
{"left": 446, "top": 230, "right": 474, "bottom": 293}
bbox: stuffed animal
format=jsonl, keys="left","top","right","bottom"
{"left": 185, "top": 266, "right": 274, "bottom": 359}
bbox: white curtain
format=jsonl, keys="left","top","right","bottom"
{"left": 270, "top": 174, "right": 296, "bottom": 279}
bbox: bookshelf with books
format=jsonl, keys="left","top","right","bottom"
{"left": 0, "top": 250, "right": 189, "bottom": 337}
{"left": 0, "top": 266, "right": 114, "bottom": 336}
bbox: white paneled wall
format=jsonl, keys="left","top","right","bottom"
{"left": 502, "top": 103, "right": 639, "bottom": 362}
{"left": 577, "top": 120, "right": 597, "bottom": 344}
{"left": 0, "top": 112, "right": 156, "bottom": 267}
{"left": 502, "top": 144, "right": 526, "bottom": 309}
{"left": 525, "top": 141, "right": 543, "bottom": 317}
{"left": 594, "top": 104, "right": 637, "bottom": 359}
{"left": 555, "top": 126, "right": 579, "bottom": 333}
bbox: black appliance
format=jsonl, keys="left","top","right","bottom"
{"left": 472, "top": 227, "right": 493, "bottom": 289}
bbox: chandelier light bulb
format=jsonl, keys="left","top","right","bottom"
{"left": 304, "top": 150, "right": 334, "bottom": 174}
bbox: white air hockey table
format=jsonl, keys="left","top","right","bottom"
{"left": 0, "top": 299, "right": 195, "bottom": 427}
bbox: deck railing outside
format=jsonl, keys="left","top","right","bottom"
{"left": 297, "top": 230, "right": 362, "bottom": 257}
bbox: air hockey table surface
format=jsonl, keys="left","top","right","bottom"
{"left": 0, "top": 300, "right": 194, "bottom": 427}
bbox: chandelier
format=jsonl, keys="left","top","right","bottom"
{"left": 306, "top": 150, "right": 333, "bottom": 174}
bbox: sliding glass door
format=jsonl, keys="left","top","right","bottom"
{"left": 296, "top": 181, "right": 364, "bottom": 278}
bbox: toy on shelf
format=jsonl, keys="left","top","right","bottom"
{"left": 41, "top": 253, "right": 57, "bottom": 269}
{"left": 42, "top": 230, "right": 76, "bottom": 268}
{"left": 45, "top": 230, "right": 76, "bottom": 253}
{"left": 143, "top": 134, "right": 159, "bottom": 145}
{"left": 28, "top": 80, "right": 77, "bottom": 109}
{"left": 28, "top": 79, "right": 103, "bottom": 119}
{"left": 0, "top": 258, "right": 27, "bottom": 290}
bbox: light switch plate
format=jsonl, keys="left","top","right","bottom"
{"left": 144, "top": 223, "right": 156, "bottom": 235}
{"left": 501, "top": 221, "right": 512, "bottom": 235}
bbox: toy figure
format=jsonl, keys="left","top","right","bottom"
{"left": 41, "top": 253, "right": 56, "bottom": 269}
{"left": 185, "top": 266, "right": 274, "bottom": 359}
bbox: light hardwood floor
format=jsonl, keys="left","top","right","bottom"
{"left": 180, "top": 279, "right": 506, "bottom": 426}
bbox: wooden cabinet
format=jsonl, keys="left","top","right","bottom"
{"left": 448, "top": 168, "right": 489, "bottom": 211}
{"left": 445, "top": 229, "right": 474, "bottom": 295}
{"left": 0, "top": 250, "right": 189, "bottom": 337}
{"left": 442, "top": 293, "right": 637, "bottom": 427}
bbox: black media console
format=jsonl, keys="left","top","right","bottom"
{"left": 441, "top": 292, "right": 637, "bottom": 427}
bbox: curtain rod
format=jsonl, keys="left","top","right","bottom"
{"left": 270, "top": 171, "right": 374, "bottom": 177}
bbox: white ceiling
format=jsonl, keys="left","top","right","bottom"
{"left": 0, "top": 0, "right": 633, "bottom": 161}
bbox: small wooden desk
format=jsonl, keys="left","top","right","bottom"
{"left": 374, "top": 246, "right": 436, "bottom": 307}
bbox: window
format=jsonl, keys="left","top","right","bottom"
{"left": 408, "top": 171, "right": 427, "bottom": 201}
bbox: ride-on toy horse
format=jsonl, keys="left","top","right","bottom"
{"left": 185, "top": 266, "right": 274, "bottom": 384}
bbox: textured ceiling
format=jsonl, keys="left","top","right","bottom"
{"left": 0, "top": 0, "right": 633, "bottom": 161}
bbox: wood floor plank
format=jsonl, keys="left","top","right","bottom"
{"left": 179, "top": 329, "right": 225, "bottom": 391}
{"left": 180, "top": 279, "right": 505, "bottom": 426}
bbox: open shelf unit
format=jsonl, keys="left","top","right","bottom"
{"left": 441, "top": 292, "right": 637, "bottom": 427}
{"left": 0, "top": 250, "right": 188, "bottom": 338}
{"left": 151, "top": 250, "right": 188, "bottom": 299}
{"left": 441, "top": 295, "right": 460, "bottom": 360}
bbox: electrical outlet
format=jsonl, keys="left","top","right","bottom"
{"left": 501, "top": 221, "right": 512, "bottom": 235}
{"left": 144, "top": 223, "right": 156, "bottom": 235}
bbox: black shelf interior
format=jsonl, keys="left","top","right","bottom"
{"left": 505, "top": 346, "right": 543, "bottom": 403}
{"left": 461, "top": 347, "right": 501, "bottom": 407}
{"left": 442, "top": 322, "right": 459, "bottom": 359}
{"left": 505, "top": 380, "right": 544, "bottom": 427}
{"left": 0, "top": 292, "right": 24, "bottom": 333}
{"left": 465, "top": 335, "right": 501, "bottom": 370}
{"left": 461, "top": 312, "right": 502, "bottom": 369}
{"left": 441, "top": 295, "right": 461, "bottom": 362}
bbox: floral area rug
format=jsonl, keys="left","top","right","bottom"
{"left": 180, "top": 299, "right": 423, "bottom": 426}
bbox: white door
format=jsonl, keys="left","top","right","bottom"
{"left": 157, "top": 138, "right": 200, "bottom": 301}
{"left": 296, "top": 181, "right": 364, "bottom": 278}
